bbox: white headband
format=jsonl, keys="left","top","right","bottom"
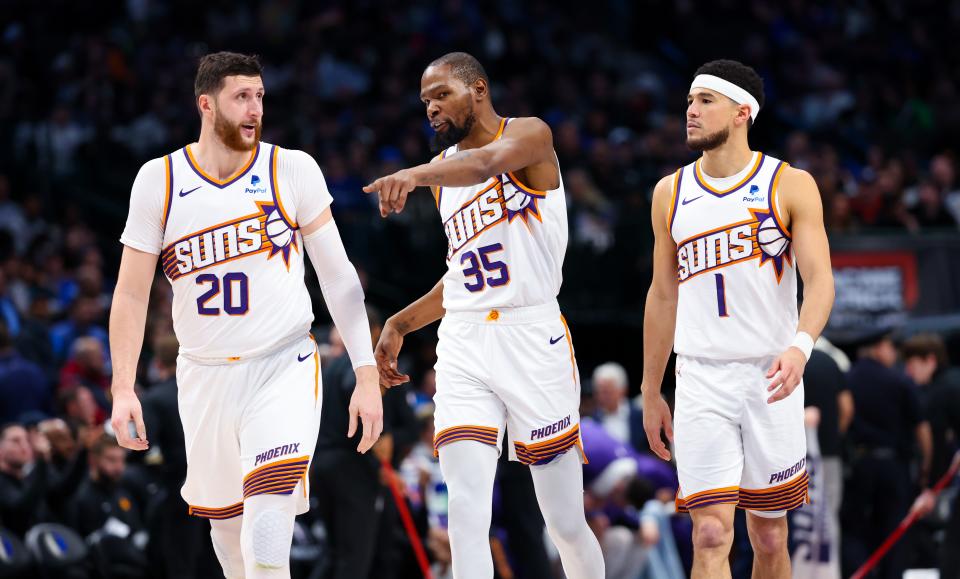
{"left": 690, "top": 74, "right": 760, "bottom": 122}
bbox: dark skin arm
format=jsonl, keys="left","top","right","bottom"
{"left": 363, "top": 117, "right": 558, "bottom": 216}
{"left": 375, "top": 279, "right": 445, "bottom": 387}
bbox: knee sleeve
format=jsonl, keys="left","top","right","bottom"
{"left": 241, "top": 494, "right": 298, "bottom": 574}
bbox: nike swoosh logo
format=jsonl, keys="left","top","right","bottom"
{"left": 681, "top": 195, "right": 703, "bottom": 205}
{"left": 297, "top": 352, "right": 312, "bottom": 362}
{"left": 179, "top": 186, "right": 201, "bottom": 197}
{"left": 549, "top": 335, "right": 564, "bottom": 345}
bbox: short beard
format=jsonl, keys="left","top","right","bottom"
{"left": 687, "top": 126, "right": 730, "bottom": 152}
{"left": 214, "top": 112, "right": 261, "bottom": 152}
{"left": 430, "top": 112, "right": 476, "bottom": 153}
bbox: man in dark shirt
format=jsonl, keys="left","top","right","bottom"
{"left": 0, "top": 422, "right": 51, "bottom": 536}
{"left": 312, "top": 312, "right": 418, "bottom": 579}
{"left": 0, "top": 320, "right": 51, "bottom": 424}
{"left": 67, "top": 433, "right": 142, "bottom": 538}
{"left": 842, "top": 332, "right": 932, "bottom": 579}
{"left": 901, "top": 333, "right": 960, "bottom": 576}
{"left": 36, "top": 417, "right": 91, "bottom": 521}
{"left": 141, "top": 333, "right": 218, "bottom": 579}
{"left": 802, "top": 348, "right": 854, "bottom": 574}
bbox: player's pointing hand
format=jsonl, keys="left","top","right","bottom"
{"left": 348, "top": 366, "right": 384, "bottom": 454}
{"left": 363, "top": 169, "right": 419, "bottom": 217}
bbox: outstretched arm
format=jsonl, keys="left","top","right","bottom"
{"left": 766, "top": 168, "right": 835, "bottom": 403}
{"left": 363, "top": 117, "right": 557, "bottom": 216}
{"left": 376, "top": 279, "right": 445, "bottom": 387}
{"left": 640, "top": 174, "right": 680, "bottom": 461}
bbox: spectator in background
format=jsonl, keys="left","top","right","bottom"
{"left": 67, "top": 433, "right": 141, "bottom": 538}
{"left": 901, "top": 333, "right": 960, "bottom": 576}
{"left": 909, "top": 179, "right": 958, "bottom": 230}
{"left": 801, "top": 348, "right": 854, "bottom": 572}
{"left": 141, "top": 333, "right": 219, "bottom": 578}
{"left": 0, "top": 269, "right": 20, "bottom": 338}
{"left": 591, "top": 362, "right": 646, "bottom": 452}
{"left": 0, "top": 319, "right": 51, "bottom": 424}
{"left": 901, "top": 334, "right": 960, "bottom": 483}
{"left": 58, "top": 385, "right": 100, "bottom": 433}
{"left": 49, "top": 295, "right": 108, "bottom": 363}
{"left": 842, "top": 331, "right": 933, "bottom": 578}
{"left": 36, "top": 417, "right": 93, "bottom": 521}
{"left": 0, "top": 422, "right": 52, "bottom": 536}
{"left": 902, "top": 339, "right": 960, "bottom": 578}
{"left": 313, "top": 309, "right": 415, "bottom": 579}
{"left": 60, "top": 335, "right": 110, "bottom": 411}
{"left": 579, "top": 418, "right": 682, "bottom": 579}
{"left": 13, "top": 288, "right": 57, "bottom": 375}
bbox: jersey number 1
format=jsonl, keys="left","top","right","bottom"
{"left": 714, "top": 273, "right": 729, "bottom": 317}
{"left": 196, "top": 272, "right": 249, "bottom": 315}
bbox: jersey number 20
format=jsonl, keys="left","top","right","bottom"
{"left": 461, "top": 243, "right": 510, "bottom": 292}
{"left": 196, "top": 272, "right": 249, "bottom": 315}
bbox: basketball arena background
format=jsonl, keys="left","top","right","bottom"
{"left": 1, "top": 1, "right": 959, "bottom": 578}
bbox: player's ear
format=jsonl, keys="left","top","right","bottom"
{"left": 473, "top": 78, "right": 488, "bottom": 101}
{"left": 197, "top": 93, "right": 213, "bottom": 117}
{"left": 736, "top": 103, "right": 751, "bottom": 127}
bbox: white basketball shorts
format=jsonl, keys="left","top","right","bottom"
{"left": 432, "top": 301, "right": 586, "bottom": 465}
{"left": 673, "top": 354, "right": 808, "bottom": 515}
{"left": 176, "top": 334, "right": 322, "bottom": 520}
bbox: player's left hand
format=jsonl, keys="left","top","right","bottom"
{"left": 766, "top": 347, "right": 807, "bottom": 404}
{"left": 348, "top": 365, "right": 384, "bottom": 454}
{"left": 363, "top": 169, "right": 418, "bottom": 217}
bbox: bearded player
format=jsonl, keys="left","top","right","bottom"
{"left": 365, "top": 52, "right": 605, "bottom": 579}
{"left": 110, "top": 52, "right": 383, "bottom": 578}
{"left": 641, "top": 59, "right": 835, "bottom": 578}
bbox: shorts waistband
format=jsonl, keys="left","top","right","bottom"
{"left": 676, "top": 352, "right": 778, "bottom": 365}
{"left": 177, "top": 333, "right": 307, "bottom": 366}
{"left": 444, "top": 301, "right": 561, "bottom": 325}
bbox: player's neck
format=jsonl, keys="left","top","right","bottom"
{"left": 191, "top": 130, "right": 256, "bottom": 180}
{"left": 699, "top": 141, "right": 754, "bottom": 179}
{"left": 458, "top": 112, "right": 504, "bottom": 151}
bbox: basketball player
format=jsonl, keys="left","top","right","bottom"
{"left": 109, "top": 52, "right": 383, "bottom": 578}
{"left": 640, "top": 59, "right": 835, "bottom": 578}
{"left": 363, "top": 52, "right": 605, "bottom": 579}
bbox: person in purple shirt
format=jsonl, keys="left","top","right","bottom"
{"left": 582, "top": 417, "right": 677, "bottom": 494}
{"left": 581, "top": 418, "right": 686, "bottom": 579}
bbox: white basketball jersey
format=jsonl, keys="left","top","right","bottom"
{"left": 669, "top": 151, "right": 798, "bottom": 360}
{"left": 435, "top": 118, "right": 568, "bottom": 312}
{"left": 121, "top": 142, "right": 331, "bottom": 361}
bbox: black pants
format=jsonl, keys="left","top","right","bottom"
{"left": 841, "top": 454, "right": 912, "bottom": 579}
{"left": 146, "top": 487, "right": 219, "bottom": 579}
{"left": 943, "top": 491, "right": 960, "bottom": 577}
{"left": 312, "top": 449, "right": 385, "bottom": 579}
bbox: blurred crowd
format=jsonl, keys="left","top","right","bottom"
{"left": 2, "top": 0, "right": 960, "bottom": 577}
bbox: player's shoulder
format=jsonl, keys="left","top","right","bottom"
{"left": 139, "top": 155, "right": 168, "bottom": 173}
{"left": 271, "top": 145, "right": 322, "bottom": 172}
{"left": 652, "top": 171, "right": 678, "bottom": 200}
{"left": 503, "top": 116, "right": 552, "bottom": 138}
{"left": 779, "top": 165, "right": 816, "bottom": 188}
